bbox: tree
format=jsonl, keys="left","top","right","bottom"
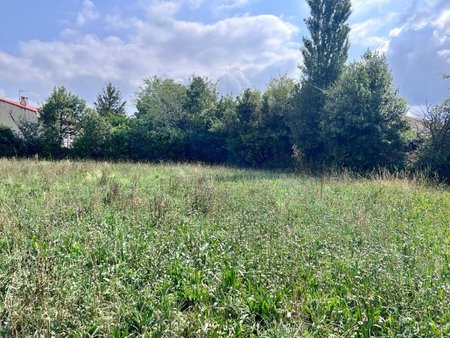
{"left": 416, "top": 78, "right": 450, "bottom": 182}
{"left": 181, "top": 76, "right": 225, "bottom": 162}
{"left": 322, "top": 51, "right": 408, "bottom": 171}
{"left": 226, "top": 89, "right": 263, "bottom": 166}
{"left": 107, "top": 120, "right": 131, "bottom": 160}
{"left": 39, "top": 86, "right": 86, "bottom": 157}
{"left": 135, "top": 76, "right": 186, "bottom": 124}
{"left": 133, "top": 77, "right": 188, "bottom": 161}
{"left": 13, "top": 119, "right": 43, "bottom": 157}
{"left": 95, "top": 82, "right": 127, "bottom": 119}
{"left": 127, "top": 116, "right": 184, "bottom": 161}
{"left": 73, "top": 109, "right": 112, "bottom": 159}
{"left": 0, "top": 125, "right": 19, "bottom": 157}
{"left": 224, "top": 77, "right": 295, "bottom": 167}
{"left": 291, "top": 0, "right": 351, "bottom": 164}
{"left": 257, "top": 76, "right": 295, "bottom": 167}
{"left": 302, "top": 0, "right": 351, "bottom": 89}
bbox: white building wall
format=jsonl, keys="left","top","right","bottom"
{"left": 0, "top": 101, "right": 38, "bottom": 133}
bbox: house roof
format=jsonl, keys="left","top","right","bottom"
{"left": 406, "top": 115, "right": 426, "bottom": 126}
{"left": 406, "top": 115, "right": 423, "bottom": 123}
{"left": 0, "top": 97, "right": 38, "bottom": 113}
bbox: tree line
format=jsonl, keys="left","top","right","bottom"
{"left": 1, "top": 0, "right": 449, "bottom": 182}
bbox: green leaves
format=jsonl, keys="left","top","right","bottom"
{"left": 39, "top": 86, "right": 87, "bottom": 157}
{"left": 322, "top": 51, "right": 409, "bottom": 171}
{"left": 0, "top": 125, "right": 19, "bottom": 157}
{"left": 292, "top": 0, "right": 352, "bottom": 164}
{"left": 302, "top": 0, "right": 351, "bottom": 88}
{"left": 94, "top": 82, "right": 127, "bottom": 118}
{"left": 226, "top": 77, "right": 295, "bottom": 168}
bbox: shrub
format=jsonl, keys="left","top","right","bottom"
{"left": 416, "top": 102, "right": 450, "bottom": 182}
{"left": 0, "top": 125, "right": 19, "bottom": 157}
{"left": 322, "top": 51, "right": 408, "bottom": 171}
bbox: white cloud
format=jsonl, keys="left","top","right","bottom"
{"left": 432, "top": 9, "right": 450, "bottom": 47}
{"left": 389, "top": 26, "right": 404, "bottom": 38}
{"left": 437, "top": 49, "right": 450, "bottom": 63}
{"left": 386, "top": 2, "right": 450, "bottom": 105}
{"left": 0, "top": 9, "right": 299, "bottom": 108}
{"left": 351, "top": 0, "right": 393, "bottom": 16}
{"left": 434, "top": 9, "right": 450, "bottom": 29}
{"left": 76, "top": 0, "right": 100, "bottom": 27}
{"left": 0, "top": 51, "right": 47, "bottom": 104}
{"left": 351, "top": 18, "right": 390, "bottom": 51}
{"left": 139, "top": 0, "right": 204, "bottom": 18}
{"left": 350, "top": 10, "right": 401, "bottom": 53}
{"left": 145, "top": 1, "right": 181, "bottom": 21}
{"left": 217, "top": 0, "right": 253, "bottom": 11}
{"left": 0, "top": 51, "right": 50, "bottom": 83}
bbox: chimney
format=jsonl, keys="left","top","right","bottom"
{"left": 19, "top": 96, "right": 29, "bottom": 106}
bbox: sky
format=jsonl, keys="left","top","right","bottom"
{"left": 0, "top": 0, "right": 449, "bottom": 114}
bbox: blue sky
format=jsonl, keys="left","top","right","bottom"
{"left": 0, "top": 0, "right": 449, "bottom": 113}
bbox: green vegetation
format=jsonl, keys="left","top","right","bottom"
{"left": 291, "top": 0, "right": 352, "bottom": 163}
{"left": 1, "top": 0, "right": 448, "bottom": 182}
{"left": 416, "top": 97, "right": 450, "bottom": 183}
{"left": 1, "top": 160, "right": 449, "bottom": 337}
{"left": 322, "top": 51, "right": 408, "bottom": 171}
{"left": 0, "top": 126, "right": 19, "bottom": 157}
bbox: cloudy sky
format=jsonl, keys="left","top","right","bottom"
{"left": 0, "top": 0, "right": 449, "bottom": 113}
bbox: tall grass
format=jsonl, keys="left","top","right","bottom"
{"left": 0, "top": 159, "right": 449, "bottom": 337}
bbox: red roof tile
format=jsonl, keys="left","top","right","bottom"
{"left": 0, "top": 97, "right": 38, "bottom": 113}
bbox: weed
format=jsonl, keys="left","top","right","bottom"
{"left": 0, "top": 159, "right": 449, "bottom": 336}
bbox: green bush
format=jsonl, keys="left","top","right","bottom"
{"left": 322, "top": 51, "right": 408, "bottom": 171}
{"left": 416, "top": 101, "right": 450, "bottom": 183}
{"left": 0, "top": 125, "right": 19, "bottom": 157}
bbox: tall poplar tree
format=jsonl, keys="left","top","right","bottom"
{"left": 291, "top": 0, "right": 351, "bottom": 164}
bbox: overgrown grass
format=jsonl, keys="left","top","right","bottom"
{"left": 0, "top": 159, "right": 449, "bottom": 337}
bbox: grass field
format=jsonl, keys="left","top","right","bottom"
{"left": 0, "top": 159, "right": 449, "bottom": 337}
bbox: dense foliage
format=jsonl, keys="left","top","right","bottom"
{"left": 416, "top": 99, "right": 450, "bottom": 183}
{"left": 1, "top": 67, "right": 448, "bottom": 181}
{"left": 0, "top": 125, "right": 19, "bottom": 157}
{"left": 95, "top": 82, "right": 127, "bottom": 118}
{"left": 227, "top": 77, "right": 294, "bottom": 167}
{"left": 290, "top": 0, "right": 352, "bottom": 163}
{"left": 38, "top": 86, "right": 87, "bottom": 157}
{"left": 322, "top": 51, "right": 408, "bottom": 171}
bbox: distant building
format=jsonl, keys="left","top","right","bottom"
{"left": 405, "top": 115, "right": 427, "bottom": 134}
{"left": 0, "top": 96, "right": 38, "bottom": 134}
